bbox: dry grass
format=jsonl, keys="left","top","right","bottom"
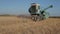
{"left": 0, "top": 16, "right": 60, "bottom": 34}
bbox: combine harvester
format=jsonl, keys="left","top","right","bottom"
{"left": 29, "top": 3, "right": 53, "bottom": 21}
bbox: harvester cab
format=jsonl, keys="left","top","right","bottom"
{"left": 29, "top": 3, "right": 40, "bottom": 15}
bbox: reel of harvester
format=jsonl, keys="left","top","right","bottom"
{"left": 28, "top": 3, "right": 53, "bottom": 21}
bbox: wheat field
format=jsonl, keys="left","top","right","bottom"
{"left": 0, "top": 16, "right": 60, "bottom": 34}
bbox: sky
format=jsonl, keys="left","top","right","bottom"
{"left": 0, "top": 0, "right": 60, "bottom": 16}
